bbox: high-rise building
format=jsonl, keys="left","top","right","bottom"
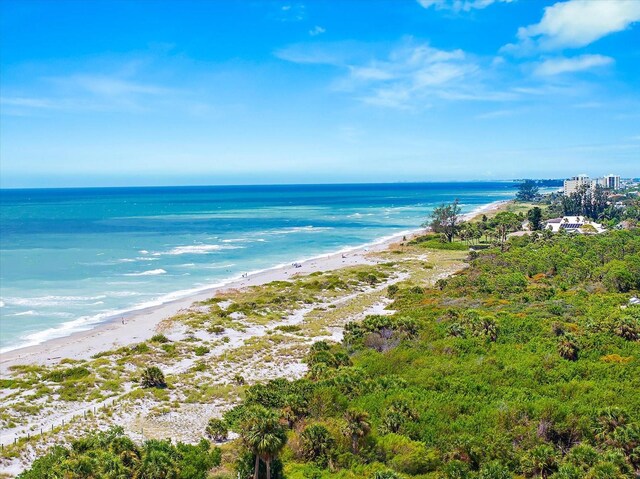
{"left": 563, "top": 173, "right": 621, "bottom": 195}
{"left": 564, "top": 174, "right": 591, "bottom": 196}
{"left": 603, "top": 174, "right": 621, "bottom": 190}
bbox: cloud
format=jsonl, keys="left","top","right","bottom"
{"left": 533, "top": 54, "right": 614, "bottom": 76}
{"left": 417, "top": 0, "right": 513, "bottom": 12}
{"left": 0, "top": 97, "right": 58, "bottom": 109}
{"left": 476, "top": 109, "right": 517, "bottom": 119}
{"left": 277, "top": 39, "right": 513, "bottom": 108}
{"left": 55, "top": 75, "right": 172, "bottom": 97}
{"left": 503, "top": 0, "right": 640, "bottom": 54}
{"left": 276, "top": 3, "right": 306, "bottom": 21}
{"left": 309, "top": 25, "right": 326, "bottom": 36}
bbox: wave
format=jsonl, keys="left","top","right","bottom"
{"left": 3, "top": 295, "right": 107, "bottom": 307}
{"left": 0, "top": 300, "right": 4, "bottom": 307}
{"left": 253, "top": 225, "right": 334, "bottom": 237}
{"left": 105, "top": 291, "right": 142, "bottom": 297}
{"left": 152, "top": 244, "right": 242, "bottom": 256}
{"left": 10, "top": 310, "right": 74, "bottom": 318}
{"left": 201, "top": 263, "right": 236, "bottom": 270}
{"left": 124, "top": 269, "right": 167, "bottom": 277}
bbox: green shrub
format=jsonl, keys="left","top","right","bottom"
{"left": 140, "top": 366, "right": 166, "bottom": 388}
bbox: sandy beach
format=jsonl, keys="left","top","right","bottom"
{"left": 0, "top": 232, "right": 405, "bottom": 374}
{"left": 0, "top": 199, "right": 508, "bottom": 375}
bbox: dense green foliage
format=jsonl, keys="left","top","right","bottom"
{"left": 226, "top": 231, "right": 640, "bottom": 478}
{"left": 561, "top": 185, "right": 609, "bottom": 220}
{"left": 18, "top": 426, "right": 221, "bottom": 479}
{"left": 516, "top": 180, "right": 540, "bottom": 202}
{"left": 18, "top": 230, "right": 640, "bottom": 478}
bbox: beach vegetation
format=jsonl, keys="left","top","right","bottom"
{"left": 207, "top": 418, "right": 230, "bottom": 442}
{"left": 17, "top": 426, "right": 221, "bottom": 479}
{"left": 194, "top": 345, "right": 211, "bottom": 356}
{"left": 424, "top": 199, "right": 463, "bottom": 242}
{"left": 213, "top": 230, "right": 640, "bottom": 478}
{"left": 140, "top": 366, "right": 167, "bottom": 388}
{"left": 46, "top": 365, "right": 91, "bottom": 382}
{"left": 409, "top": 234, "right": 468, "bottom": 250}
{"left": 150, "top": 333, "right": 170, "bottom": 343}
{"left": 239, "top": 405, "right": 288, "bottom": 479}
{"left": 13, "top": 229, "right": 640, "bottom": 478}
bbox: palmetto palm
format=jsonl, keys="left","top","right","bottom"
{"left": 243, "top": 408, "right": 288, "bottom": 479}
{"left": 344, "top": 408, "right": 371, "bottom": 454}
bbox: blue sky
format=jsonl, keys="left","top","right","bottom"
{"left": 1, "top": 0, "right": 639, "bottom": 187}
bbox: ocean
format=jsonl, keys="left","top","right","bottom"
{"left": 0, "top": 182, "right": 517, "bottom": 352}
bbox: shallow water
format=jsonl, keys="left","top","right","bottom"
{"left": 0, "top": 182, "right": 516, "bottom": 351}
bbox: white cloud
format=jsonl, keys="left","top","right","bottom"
{"left": 309, "top": 25, "right": 326, "bottom": 36}
{"left": 58, "top": 75, "right": 171, "bottom": 97}
{"left": 504, "top": 0, "right": 640, "bottom": 54}
{"left": 275, "top": 3, "right": 305, "bottom": 21}
{"left": 0, "top": 97, "right": 57, "bottom": 109}
{"left": 277, "top": 39, "right": 513, "bottom": 108}
{"left": 417, "top": 0, "right": 513, "bottom": 12}
{"left": 534, "top": 54, "right": 614, "bottom": 76}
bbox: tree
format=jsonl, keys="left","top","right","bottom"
{"left": 561, "top": 185, "right": 609, "bottom": 219}
{"left": 371, "top": 471, "right": 400, "bottom": 479}
{"left": 490, "top": 212, "right": 521, "bottom": 251}
{"left": 527, "top": 207, "right": 543, "bottom": 231}
{"left": 300, "top": 424, "right": 336, "bottom": 469}
{"left": 140, "top": 366, "right": 166, "bottom": 388}
{"left": 206, "top": 418, "right": 228, "bottom": 442}
{"left": 516, "top": 180, "right": 539, "bottom": 201}
{"left": 522, "top": 444, "right": 559, "bottom": 479}
{"left": 425, "top": 199, "right": 462, "bottom": 242}
{"left": 343, "top": 408, "right": 371, "bottom": 454}
{"left": 558, "top": 335, "right": 579, "bottom": 361}
{"left": 242, "top": 407, "right": 288, "bottom": 479}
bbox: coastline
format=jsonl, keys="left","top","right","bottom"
{"left": 0, "top": 199, "right": 509, "bottom": 373}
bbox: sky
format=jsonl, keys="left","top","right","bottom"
{"left": 1, "top": 0, "right": 639, "bottom": 188}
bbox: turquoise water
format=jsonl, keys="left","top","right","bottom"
{"left": 0, "top": 183, "right": 516, "bottom": 351}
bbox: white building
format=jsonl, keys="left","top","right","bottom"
{"left": 563, "top": 175, "right": 591, "bottom": 196}
{"left": 563, "top": 173, "right": 621, "bottom": 195}
{"left": 545, "top": 216, "right": 607, "bottom": 234}
{"left": 602, "top": 174, "right": 621, "bottom": 190}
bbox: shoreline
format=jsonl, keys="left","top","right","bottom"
{"left": 0, "top": 199, "right": 509, "bottom": 372}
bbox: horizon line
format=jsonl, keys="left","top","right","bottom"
{"left": 0, "top": 178, "right": 569, "bottom": 191}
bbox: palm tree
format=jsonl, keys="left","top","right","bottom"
{"left": 205, "top": 418, "right": 228, "bottom": 442}
{"left": 300, "top": 424, "right": 336, "bottom": 469}
{"left": 343, "top": 409, "right": 371, "bottom": 454}
{"left": 558, "top": 336, "right": 578, "bottom": 361}
{"left": 242, "top": 408, "right": 288, "bottom": 479}
{"left": 140, "top": 366, "right": 166, "bottom": 388}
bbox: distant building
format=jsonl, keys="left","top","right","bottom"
{"left": 563, "top": 173, "right": 621, "bottom": 195}
{"left": 563, "top": 175, "right": 591, "bottom": 196}
{"left": 602, "top": 174, "right": 621, "bottom": 190}
{"left": 545, "top": 216, "right": 606, "bottom": 234}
